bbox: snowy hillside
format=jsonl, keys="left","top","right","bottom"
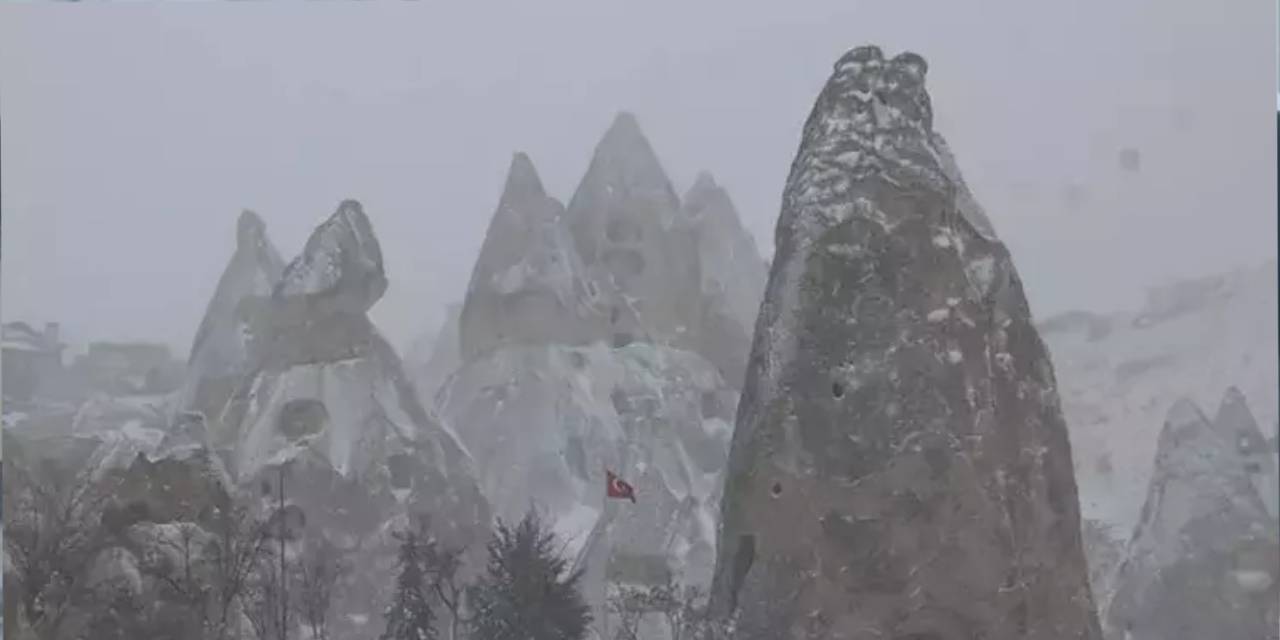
{"left": 1043, "top": 260, "right": 1278, "bottom": 535}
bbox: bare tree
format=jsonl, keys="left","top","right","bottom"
{"left": 245, "top": 547, "right": 285, "bottom": 640}
{"left": 606, "top": 586, "right": 648, "bottom": 640}
{"left": 423, "top": 540, "right": 466, "bottom": 640}
{"left": 606, "top": 580, "right": 711, "bottom": 640}
{"left": 4, "top": 460, "right": 116, "bottom": 640}
{"left": 297, "top": 539, "right": 345, "bottom": 640}
{"left": 139, "top": 521, "right": 214, "bottom": 638}
{"left": 205, "top": 498, "right": 273, "bottom": 640}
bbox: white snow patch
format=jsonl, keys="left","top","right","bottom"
{"left": 947, "top": 350, "right": 964, "bottom": 364}
{"left": 966, "top": 256, "right": 996, "bottom": 294}
{"left": 825, "top": 244, "right": 861, "bottom": 258}
{"left": 554, "top": 503, "right": 602, "bottom": 560}
{"left": 932, "top": 234, "right": 952, "bottom": 248}
{"left": 1232, "top": 569, "right": 1274, "bottom": 592}
{"left": 927, "top": 309, "right": 951, "bottom": 323}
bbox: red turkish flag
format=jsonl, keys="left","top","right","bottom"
{"left": 606, "top": 470, "right": 636, "bottom": 503}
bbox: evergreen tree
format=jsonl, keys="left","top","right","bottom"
{"left": 468, "top": 510, "right": 591, "bottom": 640}
{"left": 381, "top": 528, "right": 437, "bottom": 640}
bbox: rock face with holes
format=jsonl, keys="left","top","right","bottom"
{"left": 564, "top": 112, "right": 705, "bottom": 351}
{"left": 707, "top": 46, "right": 1100, "bottom": 638}
{"left": 458, "top": 153, "right": 609, "bottom": 362}
{"left": 219, "top": 200, "right": 489, "bottom": 639}
{"left": 683, "top": 172, "right": 768, "bottom": 388}
{"left": 430, "top": 116, "right": 766, "bottom": 638}
{"left": 1105, "top": 398, "right": 1279, "bottom": 640}
{"left": 172, "top": 210, "right": 285, "bottom": 438}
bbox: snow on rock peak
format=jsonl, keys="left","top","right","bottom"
{"left": 681, "top": 170, "right": 767, "bottom": 387}
{"left": 175, "top": 209, "right": 285, "bottom": 433}
{"left": 235, "top": 209, "right": 273, "bottom": 253}
{"left": 565, "top": 111, "right": 702, "bottom": 352}
{"left": 216, "top": 200, "right": 490, "bottom": 639}
{"left": 221, "top": 199, "right": 488, "bottom": 541}
{"left": 274, "top": 199, "right": 387, "bottom": 313}
{"left": 707, "top": 46, "right": 1100, "bottom": 638}
{"left": 502, "top": 151, "right": 547, "bottom": 202}
{"left": 459, "top": 153, "right": 607, "bottom": 362}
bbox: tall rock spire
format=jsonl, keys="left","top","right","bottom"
{"left": 707, "top": 46, "right": 1100, "bottom": 638}
{"left": 683, "top": 171, "right": 767, "bottom": 387}
{"left": 173, "top": 209, "right": 284, "bottom": 433}
{"left": 210, "top": 200, "right": 489, "bottom": 640}
{"left": 458, "top": 152, "right": 606, "bottom": 362}
{"left": 564, "top": 111, "right": 701, "bottom": 350}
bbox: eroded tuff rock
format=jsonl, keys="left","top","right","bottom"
{"left": 683, "top": 172, "right": 767, "bottom": 387}
{"left": 565, "top": 112, "right": 703, "bottom": 349}
{"left": 707, "top": 46, "right": 1099, "bottom": 639}
{"left": 219, "top": 200, "right": 489, "bottom": 638}
{"left": 459, "top": 153, "right": 608, "bottom": 362}
{"left": 173, "top": 210, "right": 285, "bottom": 435}
{"left": 1105, "top": 398, "right": 1279, "bottom": 640}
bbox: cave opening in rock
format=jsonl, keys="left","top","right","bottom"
{"left": 388, "top": 454, "right": 414, "bottom": 490}
{"left": 277, "top": 398, "right": 329, "bottom": 440}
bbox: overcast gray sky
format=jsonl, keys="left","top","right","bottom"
{"left": 2, "top": 0, "right": 1276, "bottom": 357}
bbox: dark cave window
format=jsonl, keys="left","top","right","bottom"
{"left": 611, "top": 388, "right": 632, "bottom": 414}
{"left": 564, "top": 435, "right": 589, "bottom": 481}
{"left": 700, "top": 391, "right": 720, "bottom": 419}
{"left": 771, "top": 482, "right": 782, "bottom": 497}
{"left": 388, "top": 454, "right": 414, "bottom": 490}
{"left": 277, "top": 398, "right": 328, "bottom": 440}
{"left": 832, "top": 381, "right": 845, "bottom": 398}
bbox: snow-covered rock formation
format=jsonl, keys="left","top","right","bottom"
{"left": 458, "top": 153, "right": 608, "bottom": 362}
{"left": 564, "top": 112, "right": 704, "bottom": 351}
{"left": 1104, "top": 398, "right": 1278, "bottom": 640}
{"left": 434, "top": 118, "right": 765, "bottom": 637}
{"left": 683, "top": 172, "right": 767, "bottom": 387}
{"left": 1043, "top": 261, "right": 1278, "bottom": 534}
{"left": 706, "top": 46, "right": 1100, "bottom": 638}
{"left": 217, "top": 200, "right": 489, "bottom": 637}
{"left": 173, "top": 210, "right": 285, "bottom": 438}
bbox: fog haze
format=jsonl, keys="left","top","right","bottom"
{"left": 2, "top": 0, "right": 1275, "bottom": 354}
